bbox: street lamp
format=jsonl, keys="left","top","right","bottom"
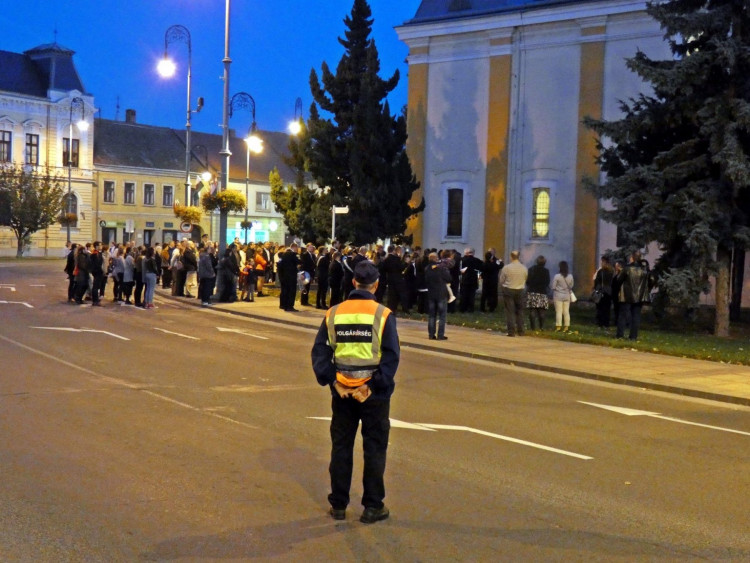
{"left": 158, "top": 24, "right": 203, "bottom": 207}
{"left": 288, "top": 97, "right": 303, "bottom": 135}
{"left": 244, "top": 123, "right": 263, "bottom": 244}
{"left": 66, "top": 96, "right": 88, "bottom": 243}
{"left": 228, "top": 92, "right": 261, "bottom": 244}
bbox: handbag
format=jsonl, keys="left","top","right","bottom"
{"left": 590, "top": 289, "right": 603, "bottom": 304}
{"left": 570, "top": 291, "right": 577, "bottom": 303}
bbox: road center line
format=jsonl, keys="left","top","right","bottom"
{"left": 0, "top": 333, "right": 259, "bottom": 430}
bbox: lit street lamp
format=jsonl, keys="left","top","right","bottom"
{"left": 288, "top": 97, "right": 303, "bottom": 136}
{"left": 228, "top": 92, "right": 262, "bottom": 244}
{"left": 66, "top": 96, "right": 88, "bottom": 243}
{"left": 158, "top": 24, "right": 203, "bottom": 207}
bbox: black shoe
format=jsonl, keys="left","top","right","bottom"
{"left": 285, "top": 308, "right": 299, "bottom": 312}
{"left": 437, "top": 336, "right": 448, "bottom": 340}
{"left": 429, "top": 335, "right": 437, "bottom": 340}
{"left": 360, "top": 506, "right": 389, "bottom": 524}
{"left": 329, "top": 507, "right": 346, "bottom": 521}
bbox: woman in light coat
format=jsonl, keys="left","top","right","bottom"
{"left": 550, "top": 260, "right": 574, "bottom": 332}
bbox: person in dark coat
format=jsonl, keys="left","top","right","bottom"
{"left": 447, "top": 250, "right": 460, "bottom": 313}
{"left": 593, "top": 255, "right": 615, "bottom": 328}
{"left": 278, "top": 242, "right": 301, "bottom": 311}
{"left": 73, "top": 245, "right": 90, "bottom": 304}
{"left": 328, "top": 251, "right": 345, "bottom": 307}
{"left": 383, "top": 245, "right": 409, "bottom": 313}
{"left": 315, "top": 246, "right": 331, "bottom": 309}
{"left": 458, "top": 247, "right": 483, "bottom": 313}
{"left": 64, "top": 243, "right": 78, "bottom": 302}
{"left": 88, "top": 241, "right": 105, "bottom": 306}
{"left": 424, "top": 252, "right": 451, "bottom": 340}
{"left": 480, "top": 251, "right": 502, "bottom": 312}
{"left": 525, "top": 255, "right": 550, "bottom": 330}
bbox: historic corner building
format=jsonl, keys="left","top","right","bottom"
{"left": 0, "top": 42, "right": 297, "bottom": 257}
{"left": 397, "top": 0, "right": 675, "bottom": 292}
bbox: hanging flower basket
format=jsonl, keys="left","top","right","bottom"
{"left": 173, "top": 203, "right": 202, "bottom": 224}
{"left": 201, "top": 190, "right": 246, "bottom": 214}
{"left": 57, "top": 212, "right": 78, "bottom": 226}
{"left": 240, "top": 220, "right": 253, "bottom": 229}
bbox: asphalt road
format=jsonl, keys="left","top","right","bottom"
{"left": 1, "top": 261, "right": 749, "bottom": 561}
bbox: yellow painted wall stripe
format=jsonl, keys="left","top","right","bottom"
{"left": 405, "top": 61, "right": 429, "bottom": 248}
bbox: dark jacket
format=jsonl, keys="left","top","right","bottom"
{"left": 277, "top": 249, "right": 301, "bottom": 281}
{"left": 182, "top": 248, "right": 198, "bottom": 272}
{"left": 594, "top": 266, "right": 614, "bottom": 296}
{"left": 316, "top": 253, "right": 331, "bottom": 283}
{"left": 424, "top": 263, "right": 452, "bottom": 301}
{"left": 198, "top": 252, "right": 216, "bottom": 279}
{"left": 300, "top": 251, "right": 316, "bottom": 276}
{"left": 88, "top": 251, "right": 105, "bottom": 277}
{"left": 312, "top": 290, "right": 400, "bottom": 400}
{"left": 460, "top": 255, "right": 483, "bottom": 287}
{"left": 621, "top": 261, "right": 653, "bottom": 304}
{"left": 382, "top": 253, "right": 404, "bottom": 282}
{"left": 526, "top": 264, "right": 550, "bottom": 294}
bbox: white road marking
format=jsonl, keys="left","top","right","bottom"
{"left": 0, "top": 284, "right": 17, "bottom": 292}
{"left": 0, "top": 333, "right": 259, "bottom": 431}
{"left": 30, "top": 326, "right": 130, "bottom": 341}
{"left": 29, "top": 284, "right": 46, "bottom": 287}
{"left": 579, "top": 401, "right": 750, "bottom": 437}
{"left": 0, "top": 300, "right": 33, "bottom": 308}
{"left": 153, "top": 328, "right": 200, "bottom": 340}
{"left": 216, "top": 327, "right": 269, "bottom": 340}
{"left": 308, "top": 417, "right": 592, "bottom": 459}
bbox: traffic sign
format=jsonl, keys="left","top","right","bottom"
{"left": 180, "top": 221, "right": 192, "bottom": 233}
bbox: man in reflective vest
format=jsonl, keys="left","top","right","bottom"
{"left": 312, "top": 260, "right": 400, "bottom": 524}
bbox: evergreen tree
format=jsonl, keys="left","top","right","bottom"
{"left": 302, "top": 0, "right": 423, "bottom": 245}
{"left": 270, "top": 166, "right": 330, "bottom": 245}
{"left": 0, "top": 165, "right": 65, "bottom": 257}
{"left": 585, "top": 0, "right": 750, "bottom": 337}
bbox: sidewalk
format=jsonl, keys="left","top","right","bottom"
{"left": 156, "top": 288, "right": 750, "bottom": 407}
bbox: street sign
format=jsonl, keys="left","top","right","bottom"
{"left": 99, "top": 220, "right": 106, "bottom": 228}
{"left": 125, "top": 218, "right": 134, "bottom": 233}
{"left": 180, "top": 221, "right": 192, "bottom": 233}
{"left": 333, "top": 206, "right": 349, "bottom": 214}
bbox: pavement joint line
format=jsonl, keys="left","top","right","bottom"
{"left": 154, "top": 289, "right": 750, "bottom": 408}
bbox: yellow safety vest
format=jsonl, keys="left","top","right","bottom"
{"left": 326, "top": 299, "right": 390, "bottom": 387}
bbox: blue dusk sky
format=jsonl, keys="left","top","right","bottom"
{"left": 2, "top": 0, "right": 421, "bottom": 135}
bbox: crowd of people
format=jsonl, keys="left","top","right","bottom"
{"left": 63, "top": 235, "right": 654, "bottom": 340}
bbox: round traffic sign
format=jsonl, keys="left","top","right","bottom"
{"left": 179, "top": 221, "right": 192, "bottom": 233}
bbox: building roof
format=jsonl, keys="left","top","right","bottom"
{"left": 94, "top": 118, "right": 301, "bottom": 185}
{"left": 407, "top": 0, "right": 587, "bottom": 24}
{"left": 0, "top": 42, "right": 86, "bottom": 97}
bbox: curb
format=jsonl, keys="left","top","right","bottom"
{"left": 156, "top": 290, "right": 750, "bottom": 408}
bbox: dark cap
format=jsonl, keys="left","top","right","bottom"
{"left": 354, "top": 261, "right": 379, "bottom": 285}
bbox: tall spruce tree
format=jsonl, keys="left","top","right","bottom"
{"left": 586, "top": 0, "right": 750, "bottom": 337}
{"left": 301, "top": 0, "right": 423, "bottom": 245}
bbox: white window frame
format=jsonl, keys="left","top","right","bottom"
{"left": 441, "top": 181, "right": 469, "bottom": 242}
{"left": 524, "top": 180, "right": 556, "bottom": 244}
{"left": 255, "top": 191, "right": 271, "bottom": 212}
{"left": 162, "top": 184, "right": 174, "bottom": 207}
{"left": 103, "top": 180, "right": 116, "bottom": 203}
{"left": 123, "top": 181, "right": 135, "bottom": 205}
{"left": 143, "top": 183, "right": 155, "bottom": 206}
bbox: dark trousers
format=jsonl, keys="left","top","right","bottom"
{"left": 596, "top": 294, "right": 612, "bottom": 327}
{"left": 134, "top": 276, "right": 144, "bottom": 306}
{"left": 279, "top": 277, "right": 297, "bottom": 310}
{"left": 162, "top": 268, "right": 172, "bottom": 289}
{"left": 427, "top": 297, "right": 447, "bottom": 338}
{"left": 91, "top": 274, "right": 105, "bottom": 304}
{"left": 416, "top": 291, "right": 427, "bottom": 314}
{"left": 329, "top": 395, "right": 390, "bottom": 510}
{"left": 480, "top": 284, "right": 498, "bottom": 312}
{"left": 329, "top": 280, "right": 343, "bottom": 307}
{"left": 617, "top": 302, "right": 642, "bottom": 340}
{"left": 199, "top": 276, "right": 215, "bottom": 303}
{"left": 502, "top": 287, "right": 526, "bottom": 335}
{"left": 300, "top": 275, "right": 313, "bottom": 305}
{"left": 459, "top": 283, "right": 478, "bottom": 312}
{"left": 386, "top": 279, "right": 409, "bottom": 313}
{"left": 67, "top": 275, "right": 76, "bottom": 301}
{"left": 74, "top": 276, "right": 88, "bottom": 303}
{"left": 316, "top": 279, "right": 329, "bottom": 308}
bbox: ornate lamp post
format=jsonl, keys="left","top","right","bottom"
{"left": 228, "top": 92, "right": 261, "bottom": 244}
{"left": 66, "top": 96, "right": 88, "bottom": 243}
{"left": 157, "top": 24, "right": 203, "bottom": 207}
